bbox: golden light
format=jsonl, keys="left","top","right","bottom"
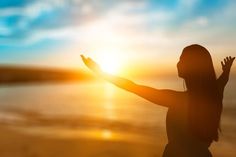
{"left": 100, "top": 56, "right": 120, "bottom": 74}
{"left": 96, "top": 51, "right": 125, "bottom": 74}
{"left": 102, "top": 129, "right": 113, "bottom": 140}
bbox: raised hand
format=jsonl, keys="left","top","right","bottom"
{"left": 217, "top": 56, "right": 235, "bottom": 93}
{"left": 81, "top": 55, "right": 102, "bottom": 74}
{"left": 221, "top": 56, "right": 235, "bottom": 73}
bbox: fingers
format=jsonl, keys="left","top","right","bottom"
{"left": 226, "top": 57, "right": 230, "bottom": 62}
{"left": 81, "top": 55, "right": 92, "bottom": 68}
{"left": 222, "top": 56, "right": 234, "bottom": 68}
{"left": 224, "top": 58, "right": 227, "bottom": 64}
{"left": 80, "top": 54, "right": 85, "bottom": 59}
{"left": 231, "top": 56, "right": 235, "bottom": 62}
{"left": 81, "top": 55, "right": 94, "bottom": 63}
{"left": 221, "top": 61, "right": 224, "bottom": 67}
{"left": 80, "top": 55, "right": 86, "bottom": 62}
{"left": 222, "top": 56, "right": 235, "bottom": 71}
{"left": 223, "top": 56, "right": 235, "bottom": 64}
{"left": 226, "top": 56, "right": 235, "bottom": 65}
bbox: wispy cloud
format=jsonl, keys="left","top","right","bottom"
{"left": 0, "top": 0, "right": 235, "bottom": 66}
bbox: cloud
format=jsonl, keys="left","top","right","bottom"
{"left": 0, "top": 21, "right": 12, "bottom": 36}
{"left": 0, "top": 0, "right": 117, "bottom": 44}
{"left": 0, "top": 0, "right": 235, "bottom": 54}
{"left": 179, "top": 0, "right": 198, "bottom": 8}
{"left": 0, "top": 0, "right": 65, "bottom": 18}
{"left": 0, "top": 0, "right": 68, "bottom": 44}
{"left": 0, "top": 0, "right": 235, "bottom": 71}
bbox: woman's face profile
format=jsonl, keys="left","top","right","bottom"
{"left": 177, "top": 56, "right": 184, "bottom": 78}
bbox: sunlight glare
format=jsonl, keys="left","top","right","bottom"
{"left": 102, "top": 129, "right": 113, "bottom": 140}
{"left": 96, "top": 52, "right": 124, "bottom": 74}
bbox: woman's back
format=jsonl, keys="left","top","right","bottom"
{"left": 163, "top": 91, "right": 212, "bottom": 157}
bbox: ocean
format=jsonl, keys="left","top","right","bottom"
{"left": 0, "top": 78, "right": 235, "bottom": 157}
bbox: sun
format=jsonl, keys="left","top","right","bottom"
{"left": 96, "top": 53, "right": 123, "bottom": 74}
{"left": 100, "top": 57, "right": 120, "bottom": 74}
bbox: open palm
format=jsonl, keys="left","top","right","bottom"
{"left": 221, "top": 56, "right": 235, "bottom": 73}
{"left": 81, "top": 55, "right": 102, "bottom": 73}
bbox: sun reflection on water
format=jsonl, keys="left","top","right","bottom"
{"left": 102, "top": 129, "right": 113, "bottom": 140}
{"left": 103, "top": 83, "right": 117, "bottom": 120}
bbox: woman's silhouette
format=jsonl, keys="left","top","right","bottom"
{"left": 81, "top": 44, "right": 235, "bottom": 157}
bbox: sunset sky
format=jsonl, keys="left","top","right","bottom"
{"left": 0, "top": 0, "right": 235, "bottom": 76}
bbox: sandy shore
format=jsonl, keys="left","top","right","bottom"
{"left": 0, "top": 125, "right": 166, "bottom": 157}
{"left": 0, "top": 110, "right": 166, "bottom": 157}
{"left": 0, "top": 110, "right": 235, "bottom": 157}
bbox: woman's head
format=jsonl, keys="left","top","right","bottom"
{"left": 177, "top": 44, "right": 215, "bottom": 81}
{"left": 178, "top": 44, "right": 222, "bottom": 142}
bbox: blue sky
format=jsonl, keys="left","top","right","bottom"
{"left": 0, "top": 0, "right": 235, "bottom": 73}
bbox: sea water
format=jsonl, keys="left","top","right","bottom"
{"left": 0, "top": 78, "right": 235, "bottom": 157}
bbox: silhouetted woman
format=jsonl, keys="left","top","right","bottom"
{"left": 81, "top": 44, "right": 235, "bottom": 157}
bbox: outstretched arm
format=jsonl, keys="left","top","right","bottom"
{"left": 217, "top": 56, "right": 235, "bottom": 96}
{"left": 81, "top": 55, "right": 183, "bottom": 108}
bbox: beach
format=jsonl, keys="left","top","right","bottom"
{"left": 0, "top": 79, "right": 235, "bottom": 157}
{"left": 0, "top": 114, "right": 165, "bottom": 157}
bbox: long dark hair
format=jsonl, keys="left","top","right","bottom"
{"left": 181, "top": 44, "right": 222, "bottom": 142}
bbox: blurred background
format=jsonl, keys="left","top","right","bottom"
{"left": 0, "top": 0, "right": 235, "bottom": 157}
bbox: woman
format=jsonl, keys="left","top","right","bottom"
{"left": 81, "top": 44, "right": 235, "bottom": 157}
